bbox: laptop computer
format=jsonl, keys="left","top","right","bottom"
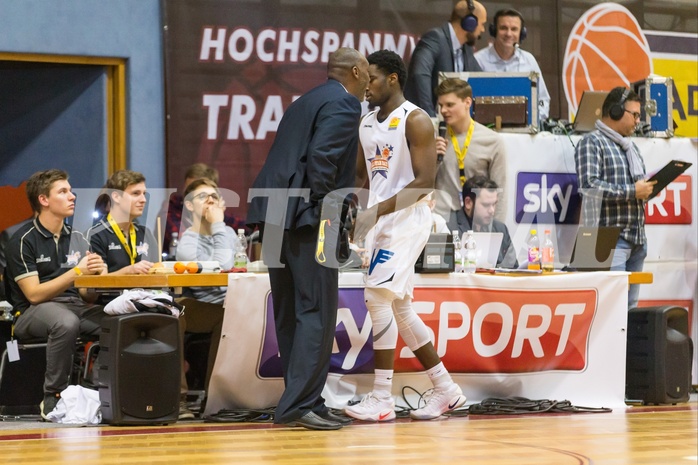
{"left": 573, "top": 91, "right": 608, "bottom": 133}
{"left": 471, "top": 232, "right": 504, "bottom": 268}
{"left": 566, "top": 226, "right": 621, "bottom": 271}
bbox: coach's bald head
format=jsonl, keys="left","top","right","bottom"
{"left": 328, "top": 47, "right": 370, "bottom": 102}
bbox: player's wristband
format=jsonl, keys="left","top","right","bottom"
{"left": 73, "top": 266, "right": 83, "bottom": 276}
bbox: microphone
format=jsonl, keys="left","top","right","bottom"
{"left": 437, "top": 121, "right": 447, "bottom": 163}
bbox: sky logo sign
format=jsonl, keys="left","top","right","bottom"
{"left": 516, "top": 172, "right": 580, "bottom": 224}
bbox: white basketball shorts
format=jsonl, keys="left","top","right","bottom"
{"left": 365, "top": 201, "right": 431, "bottom": 299}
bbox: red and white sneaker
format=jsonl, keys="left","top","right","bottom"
{"left": 344, "top": 392, "right": 396, "bottom": 422}
{"left": 410, "top": 383, "right": 466, "bottom": 420}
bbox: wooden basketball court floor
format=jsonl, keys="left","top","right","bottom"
{"left": 0, "top": 400, "right": 696, "bottom": 465}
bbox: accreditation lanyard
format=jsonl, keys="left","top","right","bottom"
{"left": 316, "top": 219, "right": 330, "bottom": 264}
{"left": 449, "top": 122, "right": 474, "bottom": 186}
{"left": 107, "top": 213, "right": 137, "bottom": 265}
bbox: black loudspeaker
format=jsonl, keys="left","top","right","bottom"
{"left": 99, "top": 313, "right": 181, "bottom": 425}
{"left": 0, "top": 335, "right": 46, "bottom": 415}
{"left": 626, "top": 306, "right": 693, "bottom": 404}
{"left": 609, "top": 88, "right": 630, "bottom": 121}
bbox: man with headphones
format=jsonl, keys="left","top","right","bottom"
{"left": 404, "top": 1, "right": 487, "bottom": 117}
{"left": 474, "top": 9, "right": 550, "bottom": 121}
{"left": 574, "top": 87, "right": 656, "bottom": 309}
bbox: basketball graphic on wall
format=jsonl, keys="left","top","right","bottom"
{"left": 562, "top": 3, "right": 653, "bottom": 118}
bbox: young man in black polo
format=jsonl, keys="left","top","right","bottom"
{"left": 86, "top": 170, "right": 194, "bottom": 420}
{"left": 87, "top": 170, "right": 159, "bottom": 275}
{"left": 5, "top": 169, "right": 106, "bottom": 419}
{"left": 87, "top": 170, "right": 197, "bottom": 420}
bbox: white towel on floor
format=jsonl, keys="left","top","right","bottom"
{"left": 46, "top": 385, "right": 102, "bottom": 425}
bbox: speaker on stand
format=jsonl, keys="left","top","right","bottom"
{"left": 626, "top": 306, "right": 693, "bottom": 404}
{"left": 99, "top": 313, "right": 181, "bottom": 425}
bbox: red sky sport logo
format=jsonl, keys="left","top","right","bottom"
{"left": 645, "top": 175, "right": 693, "bottom": 225}
{"left": 392, "top": 287, "right": 598, "bottom": 374}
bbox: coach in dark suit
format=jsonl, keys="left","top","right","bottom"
{"left": 247, "top": 47, "right": 369, "bottom": 430}
{"left": 404, "top": 0, "right": 487, "bottom": 117}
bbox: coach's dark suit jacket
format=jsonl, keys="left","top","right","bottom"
{"left": 246, "top": 78, "right": 362, "bottom": 424}
{"left": 404, "top": 22, "right": 481, "bottom": 117}
{"left": 247, "top": 78, "right": 361, "bottom": 232}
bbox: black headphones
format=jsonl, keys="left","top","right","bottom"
{"left": 609, "top": 88, "right": 630, "bottom": 121}
{"left": 489, "top": 9, "right": 527, "bottom": 42}
{"left": 461, "top": 0, "right": 479, "bottom": 33}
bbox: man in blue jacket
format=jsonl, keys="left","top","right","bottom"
{"left": 246, "top": 47, "right": 369, "bottom": 430}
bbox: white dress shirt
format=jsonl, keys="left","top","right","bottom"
{"left": 448, "top": 23, "right": 463, "bottom": 72}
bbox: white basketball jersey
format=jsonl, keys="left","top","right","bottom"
{"left": 360, "top": 101, "right": 423, "bottom": 208}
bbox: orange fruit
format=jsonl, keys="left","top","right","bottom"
{"left": 186, "top": 262, "right": 202, "bottom": 274}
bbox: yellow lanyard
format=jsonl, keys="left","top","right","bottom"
{"left": 449, "top": 122, "right": 474, "bottom": 186}
{"left": 107, "top": 213, "right": 137, "bottom": 265}
{"left": 316, "top": 219, "right": 329, "bottom": 263}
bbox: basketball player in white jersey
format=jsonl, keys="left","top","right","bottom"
{"left": 345, "top": 50, "right": 466, "bottom": 422}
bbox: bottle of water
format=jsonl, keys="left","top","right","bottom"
{"left": 463, "top": 230, "right": 477, "bottom": 274}
{"left": 527, "top": 229, "right": 541, "bottom": 271}
{"left": 541, "top": 229, "right": 555, "bottom": 272}
{"left": 452, "top": 230, "right": 464, "bottom": 273}
{"left": 233, "top": 229, "right": 249, "bottom": 272}
{"left": 169, "top": 232, "right": 179, "bottom": 260}
{"left": 237, "top": 229, "right": 248, "bottom": 255}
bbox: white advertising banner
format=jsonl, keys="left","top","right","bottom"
{"left": 207, "top": 270, "right": 630, "bottom": 415}
{"left": 499, "top": 133, "right": 697, "bottom": 382}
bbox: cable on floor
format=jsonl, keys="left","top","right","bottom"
{"left": 466, "top": 397, "right": 612, "bottom": 415}
{"left": 203, "top": 407, "right": 275, "bottom": 423}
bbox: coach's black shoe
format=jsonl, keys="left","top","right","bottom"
{"left": 318, "top": 410, "right": 353, "bottom": 425}
{"left": 287, "top": 412, "right": 343, "bottom": 430}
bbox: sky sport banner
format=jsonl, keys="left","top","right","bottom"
{"left": 207, "top": 271, "right": 629, "bottom": 415}
{"left": 257, "top": 285, "right": 598, "bottom": 376}
{"left": 501, "top": 134, "right": 697, "bottom": 386}
{"left": 204, "top": 134, "right": 697, "bottom": 414}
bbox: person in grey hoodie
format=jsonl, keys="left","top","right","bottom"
{"left": 175, "top": 178, "right": 235, "bottom": 411}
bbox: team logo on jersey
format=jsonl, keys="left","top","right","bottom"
{"left": 66, "top": 250, "right": 82, "bottom": 266}
{"left": 36, "top": 254, "right": 51, "bottom": 264}
{"left": 369, "top": 248, "right": 394, "bottom": 274}
{"left": 369, "top": 144, "right": 393, "bottom": 179}
{"left": 137, "top": 242, "right": 150, "bottom": 256}
{"left": 388, "top": 117, "right": 401, "bottom": 130}
{"left": 108, "top": 243, "right": 122, "bottom": 251}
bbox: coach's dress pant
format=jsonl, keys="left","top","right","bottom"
{"left": 265, "top": 224, "right": 338, "bottom": 424}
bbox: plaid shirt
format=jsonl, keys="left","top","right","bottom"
{"left": 575, "top": 130, "right": 646, "bottom": 245}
